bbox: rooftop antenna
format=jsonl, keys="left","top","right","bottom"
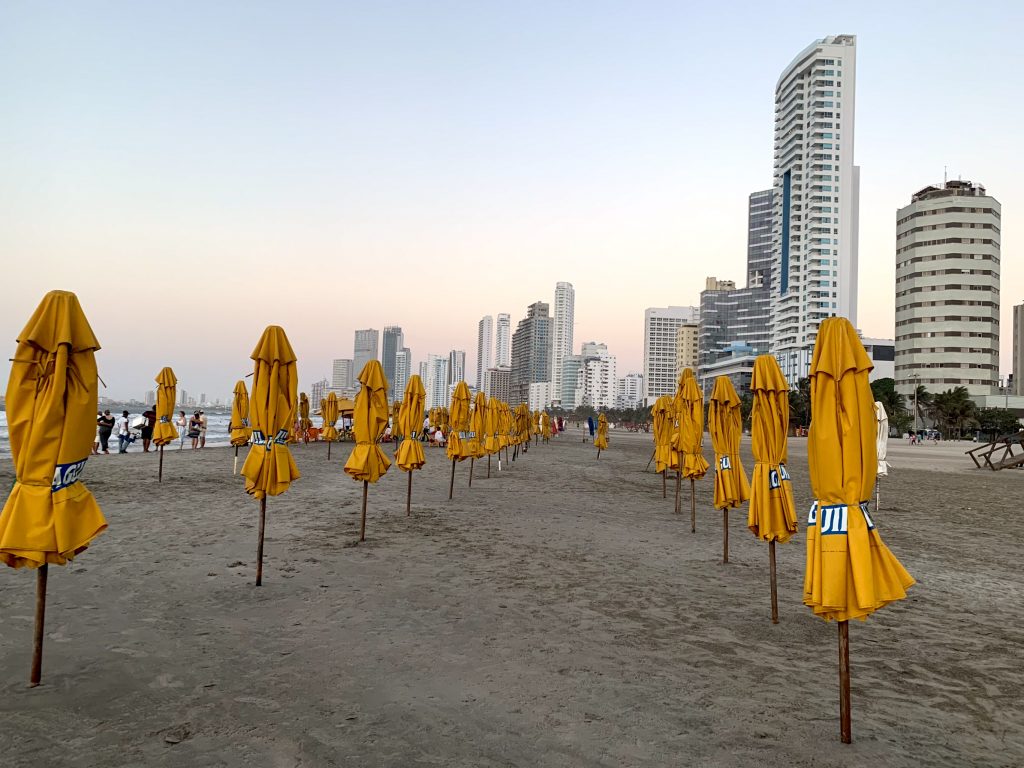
{"left": 943, "top": 165, "right": 947, "bottom": 185}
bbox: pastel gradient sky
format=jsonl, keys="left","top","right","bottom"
{"left": 3, "top": 1, "right": 1022, "bottom": 401}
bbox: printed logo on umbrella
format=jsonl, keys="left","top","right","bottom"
{"left": 51, "top": 458, "right": 88, "bottom": 493}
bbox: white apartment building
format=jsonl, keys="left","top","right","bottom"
{"left": 393, "top": 349, "right": 411, "bottom": 399}
{"left": 643, "top": 306, "right": 699, "bottom": 405}
{"left": 447, "top": 350, "right": 466, "bottom": 389}
{"left": 422, "top": 354, "right": 449, "bottom": 411}
{"left": 575, "top": 343, "right": 617, "bottom": 410}
{"left": 476, "top": 315, "right": 493, "bottom": 390}
{"left": 770, "top": 34, "right": 860, "bottom": 382}
{"left": 894, "top": 180, "right": 1001, "bottom": 398}
{"left": 331, "top": 359, "right": 354, "bottom": 391}
{"left": 616, "top": 373, "right": 643, "bottom": 410}
{"left": 550, "top": 282, "right": 575, "bottom": 406}
{"left": 528, "top": 381, "right": 551, "bottom": 412}
{"left": 495, "top": 313, "right": 511, "bottom": 367}
{"left": 675, "top": 323, "right": 700, "bottom": 379}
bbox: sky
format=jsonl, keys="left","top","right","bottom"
{"left": 2, "top": 1, "right": 1023, "bottom": 401}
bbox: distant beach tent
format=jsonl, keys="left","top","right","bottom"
{"left": 594, "top": 413, "right": 608, "bottom": 458}
{"left": 747, "top": 354, "right": 798, "bottom": 624}
{"left": 675, "top": 369, "right": 709, "bottom": 531}
{"left": 708, "top": 375, "right": 750, "bottom": 564}
{"left": 396, "top": 375, "right": 426, "bottom": 516}
{"left": 804, "top": 317, "right": 915, "bottom": 743}
{"left": 447, "top": 381, "right": 472, "bottom": 499}
{"left": 240, "top": 325, "right": 301, "bottom": 587}
{"left": 343, "top": 360, "right": 392, "bottom": 542}
{"left": 652, "top": 395, "right": 675, "bottom": 498}
{"left": 320, "top": 392, "right": 339, "bottom": 460}
{"left": 874, "top": 401, "right": 890, "bottom": 510}
{"left": 0, "top": 290, "right": 108, "bottom": 685}
{"left": 230, "top": 380, "right": 252, "bottom": 474}
{"left": 153, "top": 367, "right": 179, "bottom": 482}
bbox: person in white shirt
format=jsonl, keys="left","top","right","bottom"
{"left": 117, "top": 410, "right": 132, "bottom": 453}
{"left": 176, "top": 411, "right": 187, "bottom": 449}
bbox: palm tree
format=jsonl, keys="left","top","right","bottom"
{"left": 912, "top": 384, "right": 933, "bottom": 431}
{"left": 929, "top": 387, "right": 977, "bottom": 439}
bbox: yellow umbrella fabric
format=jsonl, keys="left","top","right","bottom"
{"left": 484, "top": 397, "right": 500, "bottom": 455}
{"left": 299, "top": 393, "right": 312, "bottom": 436}
{"left": 230, "top": 380, "right": 252, "bottom": 447}
{"left": 397, "top": 375, "right": 426, "bottom": 471}
{"left": 469, "top": 392, "right": 487, "bottom": 459}
{"left": 708, "top": 376, "right": 750, "bottom": 510}
{"left": 344, "top": 360, "right": 392, "bottom": 483}
{"left": 392, "top": 400, "right": 403, "bottom": 439}
{"left": 0, "top": 290, "right": 107, "bottom": 568}
{"left": 240, "top": 326, "right": 301, "bottom": 499}
{"left": 675, "top": 369, "right": 709, "bottom": 480}
{"left": 652, "top": 396, "right": 675, "bottom": 474}
{"left": 320, "top": 392, "right": 339, "bottom": 443}
{"left": 447, "top": 381, "right": 471, "bottom": 461}
{"left": 153, "top": 367, "right": 179, "bottom": 446}
{"left": 747, "top": 355, "right": 798, "bottom": 542}
{"left": 540, "top": 412, "right": 551, "bottom": 439}
{"left": 804, "top": 317, "right": 915, "bottom": 622}
{"left": 594, "top": 413, "right": 609, "bottom": 450}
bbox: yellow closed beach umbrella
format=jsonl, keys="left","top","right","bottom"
{"left": 240, "top": 325, "right": 301, "bottom": 586}
{"left": 708, "top": 375, "right": 750, "bottom": 564}
{"left": 447, "top": 381, "right": 471, "bottom": 498}
{"left": 230, "top": 380, "right": 252, "bottom": 474}
{"left": 320, "top": 392, "right": 340, "bottom": 459}
{"left": 0, "top": 290, "right": 107, "bottom": 685}
{"left": 392, "top": 400, "right": 403, "bottom": 442}
{"left": 153, "top": 367, "right": 179, "bottom": 481}
{"left": 397, "top": 375, "right": 426, "bottom": 516}
{"left": 531, "top": 410, "right": 540, "bottom": 442}
{"left": 804, "top": 316, "right": 915, "bottom": 743}
{"left": 652, "top": 395, "right": 675, "bottom": 498}
{"left": 540, "top": 411, "right": 551, "bottom": 441}
{"left": 484, "top": 396, "right": 500, "bottom": 477}
{"left": 468, "top": 391, "right": 487, "bottom": 485}
{"left": 747, "top": 354, "right": 798, "bottom": 623}
{"left": 344, "top": 360, "right": 392, "bottom": 541}
{"left": 594, "top": 412, "right": 609, "bottom": 457}
{"left": 676, "top": 369, "right": 709, "bottom": 531}
{"left": 299, "top": 393, "right": 312, "bottom": 444}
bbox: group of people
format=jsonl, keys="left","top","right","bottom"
{"left": 92, "top": 409, "right": 208, "bottom": 454}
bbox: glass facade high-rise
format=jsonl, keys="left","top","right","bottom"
{"left": 495, "top": 313, "right": 511, "bottom": 367}
{"left": 511, "top": 302, "right": 552, "bottom": 405}
{"left": 550, "top": 282, "right": 575, "bottom": 406}
{"left": 353, "top": 329, "right": 379, "bottom": 380}
{"left": 382, "top": 326, "right": 403, "bottom": 397}
{"left": 476, "top": 315, "right": 494, "bottom": 390}
{"left": 770, "top": 35, "right": 860, "bottom": 382}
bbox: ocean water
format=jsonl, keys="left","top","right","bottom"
{"left": 0, "top": 407, "right": 236, "bottom": 457}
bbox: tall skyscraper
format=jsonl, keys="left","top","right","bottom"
{"left": 894, "top": 180, "right": 1001, "bottom": 399}
{"left": 1014, "top": 302, "right": 1024, "bottom": 396}
{"left": 353, "top": 329, "right": 379, "bottom": 378}
{"left": 616, "top": 373, "right": 644, "bottom": 410}
{"left": 310, "top": 378, "right": 328, "bottom": 408}
{"left": 394, "top": 348, "right": 411, "bottom": 399}
{"left": 511, "top": 301, "right": 552, "bottom": 405}
{"left": 381, "top": 326, "right": 404, "bottom": 397}
{"left": 550, "top": 282, "right": 575, "bottom": 406}
{"left": 747, "top": 189, "right": 774, "bottom": 290}
{"left": 476, "top": 315, "right": 494, "bottom": 390}
{"left": 447, "top": 350, "right": 466, "bottom": 389}
{"left": 331, "top": 358, "right": 354, "bottom": 392}
{"left": 495, "top": 313, "right": 511, "bottom": 367}
{"left": 643, "top": 306, "right": 699, "bottom": 405}
{"left": 424, "top": 354, "right": 449, "bottom": 411}
{"left": 770, "top": 35, "right": 859, "bottom": 382}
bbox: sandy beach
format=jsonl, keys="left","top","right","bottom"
{"left": 1, "top": 429, "right": 1022, "bottom": 767}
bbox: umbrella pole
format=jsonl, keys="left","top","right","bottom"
{"left": 469, "top": 458, "right": 474, "bottom": 487}
{"left": 769, "top": 540, "right": 779, "bottom": 624}
{"left": 29, "top": 564, "right": 48, "bottom": 687}
{"left": 449, "top": 459, "right": 456, "bottom": 500}
{"left": 875, "top": 480, "right": 879, "bottom": 512}
{"left": 406, "top": 471, "right": 412, "bottom": 516}
{"left": 662, "top": 470, "right": 666, "bottom": 498}
{"left": 232, "top": 445, "right": 238, "bottom": 476}
{"left": 360, "top": 481, "right": 368, "bottom": 542}
{"left": 722, "top": 509, "right": 729, "bottom": 564}
{"left": 159, "top": 445, "right": 165, "bottom": 482}
{"left": 690, "top": 479, "right": 696, "bottom": 533}
{"left": 256, "top": 497, "right": 266, "bottom": 587}
{"left": 328, "top": 441, "right": 331, "bottom": 461}
{"left": 839, "top": 621, "right": 852, "bottom": 743}
{"left": 674, "top": 472, "right": 681, "bottom": 513}
{"left": 645, "top": 449, "right": 655, "bottom": 472}
{"left": 487, "top": 454, "right": 491, "bottom": 478}
{"left": 596, "top": 448, "right": 601, "bottom": 460}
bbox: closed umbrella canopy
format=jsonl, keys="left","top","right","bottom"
{"left": 344, "top": 360, "right": 392, "bottom": 483}
{"left": 240, "top": 326, "right": 301, "bottom": 499}
{"left": 153, "top": 367, "right": 179, "bottom": 446}
{"left": 230, "top": 380, "right": 252, "bottom": 447}
{"left": 804, "top": 317, "right": 915, "bottom": 622}
{"left": 469, "top": 392, "right": 487, "bottom": 458}
{"left": 747, "top": 355, "right": 798, "bottom": 542}
{"left": 397, "top": 375, "right": 426, "bottom": 471}
{"left": 652, "top": 396, "right": 676, "bottom": 473}
{"left": 299, "top": 393, "right": 312, "bottom": 433}
{"left": 594, "top": 413, "right": 609, "bottom": 450}
{"left": 708, "top": 376, "right": 750, "bottom": 510}
{"left": 675, "top": 369, "right": 709, "bottom": 480}
{"left": 484, "top": 397, "right": 501, "bottom": 454}
{"left": 447, "top": 381, "right": 471, "bottom": 461}
{"left": 321, "top": 392, "right": 339, "bottom": 442}
{"left": 875, "top": 402, "right": 890, "bottom": 478}
{"left": 0, "top": 290, "right": 107, "bottom": 568}
{"left": 531, "top": 411, "right": 540, "bottom": 436}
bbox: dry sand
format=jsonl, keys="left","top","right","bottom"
{"left": 1, "top": 429, "right": 1022, "bottom": 767}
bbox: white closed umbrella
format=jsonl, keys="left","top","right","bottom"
{"left": 874, "top": 401, "right": 890, "bottom": 510}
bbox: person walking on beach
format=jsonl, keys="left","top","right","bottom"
{"left": 188, "top": 412, "right": 202, "bottom": 450}
{"left": 93, "top": 412, "right": 102, "bottom": 454}
{"left": 199, "top": 410, "right": 208, "bottom": 448}
{"left": 141, "top": 407, "right": 156, "bottom": 453}
{"left": 176, "top": 411, "right": 187, "bottom": 449}
{"left": 97, "top": 409, "right": 115, "bottom": 454}
{"left": 117, "top": 410, "right": 132, "bottom": 453}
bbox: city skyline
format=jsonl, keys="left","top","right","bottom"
{"left": 3, "top": 5, "right": 1023, "bottom": 400}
